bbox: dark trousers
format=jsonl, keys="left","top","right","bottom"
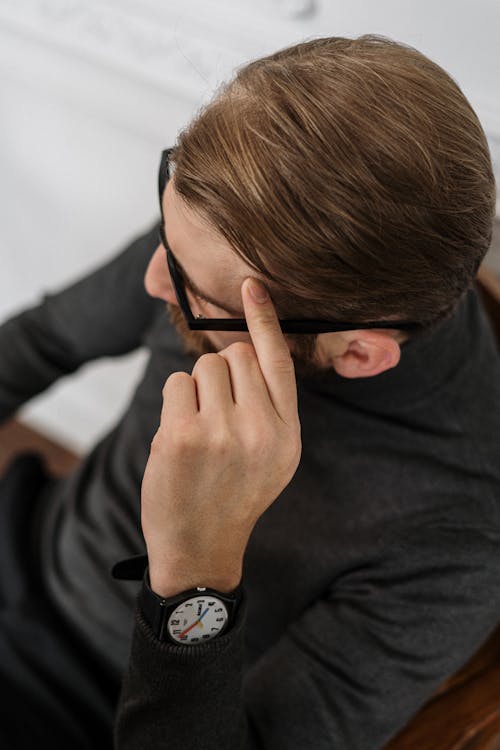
{"left": 0, "top": 452, "right": 120, "bottom": 749}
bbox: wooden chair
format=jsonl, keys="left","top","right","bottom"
{"left": 0, "top": 264, "right": 500, "bottom": 749}
{"left": 0, "top": 417, "right": 81, "bottom": 479}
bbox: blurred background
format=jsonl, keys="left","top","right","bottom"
{"left": 1, "top": 0, "right": 499, "bottom": 457}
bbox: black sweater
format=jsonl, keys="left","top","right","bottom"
{"left": 1, "top": 222, "right": 499, "bottom": 750}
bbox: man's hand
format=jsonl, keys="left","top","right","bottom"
{"left": 141, "top": 277, "right": 302, "bottom": 597}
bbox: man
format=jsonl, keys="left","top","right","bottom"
{"left": 1, "top": 33, "right": 499, "bottom": 750}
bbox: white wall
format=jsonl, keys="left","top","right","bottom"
{"left": 1, "top": 0, "right": 499, "bottom": 454}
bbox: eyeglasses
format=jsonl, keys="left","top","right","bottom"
{"left": 158, "top": 147, "right": 421, "bottom": 334}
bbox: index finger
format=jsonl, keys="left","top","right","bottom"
{"left": 241, "top": 276, "right": 298, "bottom": 426}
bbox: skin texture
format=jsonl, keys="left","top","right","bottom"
{"left": 141, "top": 180, "right": 409, "bottom": 596}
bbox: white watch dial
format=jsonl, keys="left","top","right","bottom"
{"left": 167, "top": 594, "right": 229, "bottom": 644}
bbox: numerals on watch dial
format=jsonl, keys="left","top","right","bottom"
{"left": 167, "top": 595, "right": 229, "bottom": 644}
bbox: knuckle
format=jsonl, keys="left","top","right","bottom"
{"left": 162, "top": 370, "right": 191, "bottom": 396}
{"left": 192, "top": 352, "right": 227, "bottom": 374}
{"left": 219, "top": 342, "right": 256, "bottom": 365}
{"left": 170, "top": 419, "right": 202, "bottom": 449}
{"left": 245, "top": 421, "right": 275, "bottom": 455}
{"left": 228, "top": 341, "right": 255, "bottom": 358}
{"left": 210, "top": 429, "right": 232, "bottom": 451}
{"left": 200, "top": 352, "right": 223, "bottom": 366}
{"left": 200, "top": 352, "right": 222, "bottom": 363}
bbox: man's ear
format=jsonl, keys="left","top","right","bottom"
{"left": 331, "top": 331, "right": 402, "bottom": 379}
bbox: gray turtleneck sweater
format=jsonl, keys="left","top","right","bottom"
{"left": 1, "top": 222, "right": 499, "bottom": 750}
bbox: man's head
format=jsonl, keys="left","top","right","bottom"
{"left": 145, "top": 33, "right": 496, "bottom": 378}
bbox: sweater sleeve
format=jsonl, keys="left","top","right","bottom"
{"left": 114, "top": 516, "right": 500, "bottom": 750}
{"left": 0, "top": 221, "right": 161, "bottom": 425}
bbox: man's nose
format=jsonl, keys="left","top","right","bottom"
{"left": 144, "top": 244, "right": 178, "bottom": 304}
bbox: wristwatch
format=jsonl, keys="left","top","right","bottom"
{"left": 139, "top": 569, "right": 242, "bottom": 645}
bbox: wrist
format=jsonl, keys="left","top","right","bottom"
{"left": 148, "top": 558, "right": 242, "bottom": 598}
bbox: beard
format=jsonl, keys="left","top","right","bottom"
{"left": 166, "top": 303, "right": 218, "bottom": 357}
{"left": 165, "top": 303, "right": 329, "bottom": 379}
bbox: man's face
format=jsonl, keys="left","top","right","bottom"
{"left": 144, "top": 179, "right": 336, "bottom": 376}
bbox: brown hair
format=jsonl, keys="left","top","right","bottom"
{"left": 170, "top": 34, "right": 496, "bottom": 355}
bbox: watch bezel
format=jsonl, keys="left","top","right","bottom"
{"left": 165, "top": 592, "right": 230, "bottom": 644}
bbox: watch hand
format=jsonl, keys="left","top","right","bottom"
{"left": 179, "top": 607, "right": 210, "bottom": 638}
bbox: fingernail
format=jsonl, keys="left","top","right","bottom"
{"left": 249, "top": 279, "right": 268, "bottom": 303}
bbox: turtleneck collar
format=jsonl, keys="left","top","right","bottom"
{"left": 298, "top": 283, "right": 485, "bottom": 412}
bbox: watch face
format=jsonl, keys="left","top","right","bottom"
{"left": 167, "top": 594, "right": 229, "bottom": 644}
